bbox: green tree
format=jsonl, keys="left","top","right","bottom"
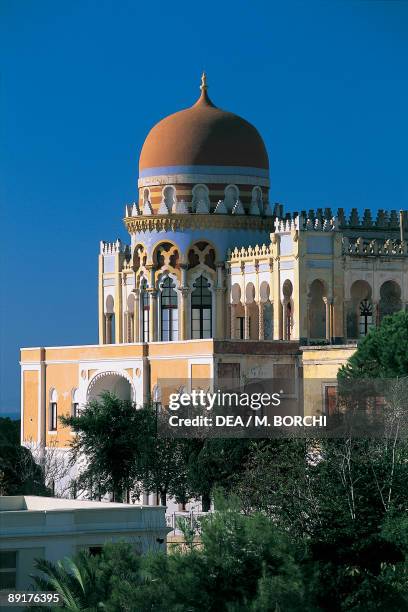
{"left": 185, "top": 438, "right": 252, "bottom": 511}
{"left": 61, "top": 393, "right": 147, "bottom": 501}
{"left": 0, "top": 417, "right": 49, "bottom": 496}
{"left": 137, "top": 497, "right": 305, "bottom": 611}
{"left": 233, "top": 434, "right": 408, "bottom": 610}
{"left": 33, "top": 543, "right": 142, "bottom": 611}
{"left": 34, "top": 503, "right": 306, "bottom": 612}
{"left": 62, "top": 393, "right": 190, "bottom": 505}
{"left": 339, "top": 310, "right": 408, "bottom": 381}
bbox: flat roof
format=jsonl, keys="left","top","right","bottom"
{"left": 0, "top": 496, "right": 148, "bottom": 512}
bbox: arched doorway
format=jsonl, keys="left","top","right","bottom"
{"left": 87, "top": 372, "right": 134, "bottom": 402}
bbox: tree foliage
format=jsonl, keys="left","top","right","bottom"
{"left": 339, "top": 310, "right": 408, "bottom": 381}
{"left": 33, "top": 543, "right": 143, "bottom": 611}
{"left": 0, "top": 417, "right": 49, "bottom": 496}
{"left": 51, "top": 312, "right": 408, "bottom": 610}
{"left": 34, "top": 502, "right": 305, "bottom": 612}
{"left": 62, "top": 393, "right": 251, "bottom": 507}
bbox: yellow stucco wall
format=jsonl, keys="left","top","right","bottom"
{"left": 302, "top": 346, "right": 356, "bottom": 378}
{"left": 148, "top": 340, "right": 213, "bottom": 358}
{"left": 46, "top": 363, "right": 79, "bottom": 446}
{"left": 21, "top": 341, "right": 357, "bottom": 445}
{"left": 191, "top": 363, "right": 211, "bottom": 380}
{"left": 302, "top": 345, "right": 357, "bottom": 415}
{"left": 22, "top": 370, "right": 39, "bottom": 442}
{"left": 150, "top": 359, "right": 189, "bottom": 406}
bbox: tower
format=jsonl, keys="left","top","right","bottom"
{"left": 99, "top": 75, "right": 274, "bottom": 345}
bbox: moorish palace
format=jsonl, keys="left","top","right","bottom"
{"left": 21, "top": 74, "right": 408, "bottom": 501}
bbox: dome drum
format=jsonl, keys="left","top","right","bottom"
{"left": 135, "top": 182, "right": 270, "bottom": 217}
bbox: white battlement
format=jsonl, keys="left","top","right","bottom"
{"left": 228, "top": 243, "right": 272, "bottom": 261}
{"left": 343, "top": 237, "right": 408, "bottom": 257}
{"left": 100, "top": 239, "right": 131, "bottom": 255}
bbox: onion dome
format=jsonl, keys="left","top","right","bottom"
{"left": 139, "top": 74, "right": 269, "bottom": 182}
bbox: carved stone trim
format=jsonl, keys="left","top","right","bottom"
{"left": 124, "top": 214, "right": 275, "bottom": 234}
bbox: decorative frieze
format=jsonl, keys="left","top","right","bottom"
{"left": 124, "top": 214, "right": 275, "bottom": 234}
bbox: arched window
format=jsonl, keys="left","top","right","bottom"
{"left": 161, "top": 278, "right": 178, "bottom": 341}
{"left": 348, "top": 280, "right": 373, "bottom": 339}
{"left": 191, "top": 276, "right": 212, "bottom": 339}
{"left": 192, "top": 184, "right": 210, "bottom": 213}
{"left": 380, "top": 280, "right": 402, "bottom": 321}
{"left": 224, "top": 185, "right": 239, "bottom": 211}
{"left": 160, "top": 186, "right": 176, "bottom": 213}
{"left": 141, "top": 281, "right": 149, "bottom": 342}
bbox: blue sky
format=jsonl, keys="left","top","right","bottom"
{"left": 1, "top": 0, "right": 408, "bottom": 414}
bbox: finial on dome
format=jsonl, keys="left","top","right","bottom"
{"left": 200, "top": 72, "right": 208, "bottom": 92}
{"left": 194, "top": 71, "right": 214, "bottom": 108}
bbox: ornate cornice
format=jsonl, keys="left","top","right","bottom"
{"left": 124, "top": 214, "right": 275, "bottom": 234}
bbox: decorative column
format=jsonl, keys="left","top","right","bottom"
{"left": 282, "top": 300, "right": 287, "bottom": 340}
{"left": 274, "top": 296, "right": 283, "bottom": 340}
{"left": 330, "top": 300, "right": 334, "bottom": 342}
{"left": 215, "top": 263, "right": 225, "bottom": 339}
{"left": 133, "top": 289, "right": 140, "bottom": 342}
{"left": 230, "top": 304, "right": 236, "bottom": 339}
{"left": 244, "top": 303, "right": 250, "bottom": 339}
{"left": 105, "top": 314, "right": 113, "bottom": 344}
{"left": 148, "top": 291, "right": 158, "bottom": 341}
{"left": 179, "top": 265, "right": 189, "bottom": 341}
{"left": 145, "top": 265, "right": 157, "bottom": 342}
{"left": 179, "top": 288, "right": 191, "bottom": 340}
{"left": 124, "top": 311, "right": 129, "bottom": 342}
{"left": 306, "top": 297, "right": 312, "bottom": 344}
{"left": 258, "top": 301, "right": 264, "bottom": 340}
{"left": 323, "top": 297, "right": 332, "bottom": 342}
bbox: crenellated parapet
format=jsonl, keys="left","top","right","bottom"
{"left": 343, "top": 236, "right": 408, "bottom": 257}
{"left": 271, "top": 207, "right": 339, "bottom": 233}
{"left": 339, "top": 208, "right": 403, "bottom": 230}
{"left": 124, "top": 203, "right": 141, "bottom": 217}
{"left": 100, "top": 239, "right": 131, "bottom": 256}
{"left": 227, "top": 243, "right": 273, "bottom": 261}
{"left": 271, "top": 207, "right": 408, "bottom": 235}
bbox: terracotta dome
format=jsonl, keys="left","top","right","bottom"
{"left": 139, "top": 75, "right": 269, "bottom": 175}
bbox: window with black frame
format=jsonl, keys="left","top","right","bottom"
{"left": 359, "top": 299, "right": 373, "bottom": 336}
{"left": 161, "top": 277, "right": 178, "bottom": 341}
{"left": 50, "top": 402, "right": 57, "bottom": 430}
{"left": 236, "top": 316, "right": 245, "bottom": 339}
{"left": 191, "top": 275, "right": 212, "bottom": 339}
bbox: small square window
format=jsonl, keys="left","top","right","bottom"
{"left": 0, "top": 551, "right": 17, "bottom": 590}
